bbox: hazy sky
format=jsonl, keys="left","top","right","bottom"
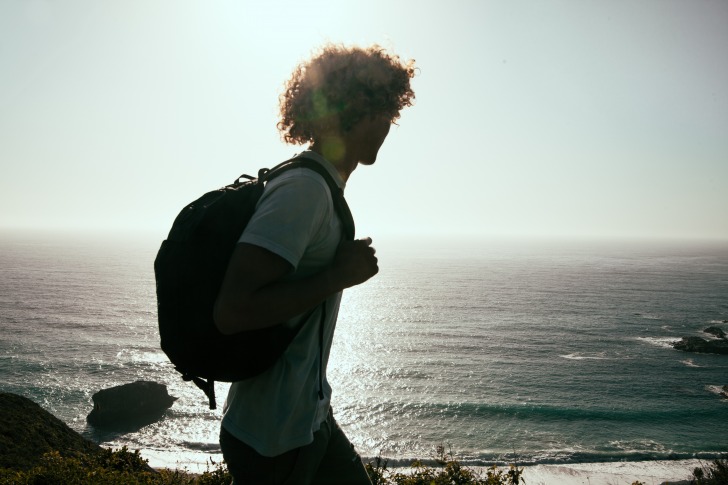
{"left": 1, "top": 0, "right": 727, "bottom": 241}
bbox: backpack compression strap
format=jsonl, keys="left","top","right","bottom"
{"left": 182, "top": 373, "right": 216, "bottom": 409}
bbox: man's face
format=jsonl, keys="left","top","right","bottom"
{"left": 347, "top": 115, "right": 392, "bottom": 166}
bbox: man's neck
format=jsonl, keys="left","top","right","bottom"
{"left": 309, "top": 142, "right": 358, "bottom": 182}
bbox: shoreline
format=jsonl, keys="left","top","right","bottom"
{"left": 383, "top": 459, "right": 703, "bottom": 485}
{"left": 145, "top": 462, "right": 700, "bottom": 485}
{"left": 138, "top": 447, "right": 706, "bottom": 485}
{"left": 512, "top": 459, "right": 700, "bottom": 485}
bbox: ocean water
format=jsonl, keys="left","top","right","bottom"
{"left": 1, "top": 230, "right": 726, "bottom": 471}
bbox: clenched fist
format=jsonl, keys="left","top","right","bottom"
{"left": 332, "top": 237, "right": 379, "bottom": 289}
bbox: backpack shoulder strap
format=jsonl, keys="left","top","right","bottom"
{"left": 260, "top": 156, "right": 355, "bottom": 403}
{"left": 260, "top": 156, "right": 355, "bottom": 241}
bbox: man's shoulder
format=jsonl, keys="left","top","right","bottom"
{"left": 280, "top": 152, "right": 345, "bottom": 189}
{"left": 264, "top": 165, "right": 331, "bottom": 199}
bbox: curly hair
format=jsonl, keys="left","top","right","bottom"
{"left": 278, "top": 44, "right": 416, "bottom": 145}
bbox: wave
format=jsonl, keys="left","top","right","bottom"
{"left": 680, "top": 359, "right": 705, "bottom": 368}
{"left": 636, "top": 336, "right": 679, "bottom": 349}
{"left": 181, "top": 441, "right": 221, "bottom": 453}
{"left": 385, "top": 401, "right": 716, "bottom": 424}
{"left": 706, "top": 385, "right": 728, "bottom": 399}
{"left": 164, "top": 409, "right": 221, "bottom": 422}
{"left": 360, "top": 449, "right": 726, "bottom": 467}
{"left": 633, "top": 313, "right": 663, "bottom": 321}
{"left": 559, "top": 352, "right": 611, "bottom": 360}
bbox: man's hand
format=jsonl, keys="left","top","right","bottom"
{"left": 332, "top": 237, "right": 379, "bottom": 289}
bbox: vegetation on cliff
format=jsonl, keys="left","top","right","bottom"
{"left": 0, "top": 447, "right": 229, "bottom": 485}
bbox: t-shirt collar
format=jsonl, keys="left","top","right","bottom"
{"left": 295, "top": 150, "right": 346, "bottom": 190}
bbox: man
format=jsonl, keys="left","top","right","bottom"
{"left": 214, "top": 43, "right": 416, "bottom": 484}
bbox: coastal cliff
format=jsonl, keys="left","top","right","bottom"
{"left": 0, "top": 392, "right": 100, "bottom": 471}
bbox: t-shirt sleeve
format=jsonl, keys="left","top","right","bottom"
{"left": 237, "top": 171, "right": 331, "bottom": 270}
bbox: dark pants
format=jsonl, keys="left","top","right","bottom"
{"left": 220, "top": 408, "right": 372, "bottom": 485}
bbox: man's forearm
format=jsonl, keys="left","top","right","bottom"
{"left": 214, "top": 239, "right": 378, "bottom": 335}
{"left": 214, "top": 266, "right": 343, "bottom": 333}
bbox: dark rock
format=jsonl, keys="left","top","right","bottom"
{"left": 704, "top": 326, "right": 727, "bottom": 339}
{"left": 721, "top": 386, "right": 728, "bottom": 399}
{"left": 0, "top": 392, "right": 101, "bottom": 471}
{"left": 673, "top": 336, "right": 728, "bottom": 355}
{"left": 87, "top": 381, "right": 176, "bottom": 431}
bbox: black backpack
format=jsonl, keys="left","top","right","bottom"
{"left": 154, "top": 156, "right": 354, "bottom": 409}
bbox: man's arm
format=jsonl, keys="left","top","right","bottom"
{"left": 213, "top": 238, "right": 378, "bottom": 335}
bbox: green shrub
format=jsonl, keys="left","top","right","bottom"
{"left": 691, "top": 458, "right": 728, "bottom": 485}
{"left": 0, "top": 449, "right": 158, "bottom": 484}
{"left": 365, "top": 446, "right": 524, "bottom": 485}
{"left": 0, "top": 447, "right": 232, "bottom": 485}
{"left": 196, "top": 458, "right": 233, "bottom": 485}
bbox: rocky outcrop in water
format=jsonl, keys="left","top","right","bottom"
{"left": 672, "top": 325, "right": 728, "bottom": 356}
{"left": 673, "top": 336, "right": 728, "bottom": 354}
{"left": 0, "top": 392, "right": 101, "bottom": 471}
{"left": 87, "top": 380, "right": 177, "bottom": 431}
{"left": 704, "top": 326, "right": 727, "bottom": 339}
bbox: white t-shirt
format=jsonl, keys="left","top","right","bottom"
{"left": 220, "top": 151, "right": 346, "bottom": 457}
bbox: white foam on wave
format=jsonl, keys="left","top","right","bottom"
{"left": 139, "top": 447, "right": 224, "bottom": 473}
{"left": 680, "top": 359, "right": 704, "bottom": 368}
{"left": 634, "top": 312, "right": 662, "bottom": 320}
{"left": 135, "top": 352, "right": 169, "bottom": 365}
{"left": 115, "top": 348, "right": 169, "bottom": 364}
{"left": 559, "top": 352, "right": 610, "bottom": 360}
{"left": 609, "top": 438, "right": 669, "bottom": 454}
{"left": 636, "top": 336, "right": 679, "bottom": 349}
{"left": 707, "top": 385, "right": 728, "bottom": 399}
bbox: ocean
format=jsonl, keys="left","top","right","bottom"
{"left": 1, "top": 230, "right": 726, "bottom": 473}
